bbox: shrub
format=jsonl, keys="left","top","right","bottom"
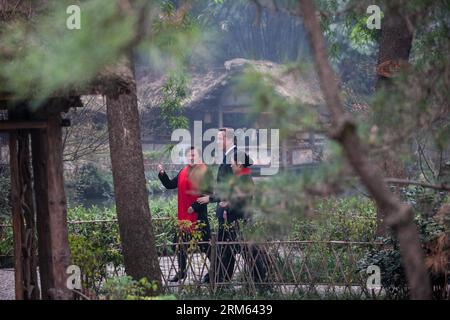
{"left": 282, "top": 197, "right": 377, "bottom": 242}
{"left": 0, "top": 221, "right": 13, "bottom": 268}
{"left": 67, "top": 199, "right": 180, "bottom": 288}
{"left": 0, "top": 165, "right": 12, "bottom": 267}
{"left": 68, "top": 206, "right": 123, "bottom": 292}
{"left": 357, "top": 237, "right": 408, "bottom": 299}
{"left": 311, "top": 197, "right": 377, "bottom": 241}
{"left": 357, "top": 213, "right": 448, "bottom": 299}
{"left": 100, "top": 275, "right": 175, "bottom": 300}
{"left": 0, "top": 164, "right": 10, "bottom": 219}
{"left": 74, "top": 163, "right": 113, "bottom": 200}
{"left": 147, "top": 179, "right": 167, "bottom": 195}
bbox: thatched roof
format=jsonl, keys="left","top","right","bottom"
{"left": 223, "top": 58, "right": 324, "bottom": 106}
{"left": 137, "top": 58, "right": 324, "bottom": 111}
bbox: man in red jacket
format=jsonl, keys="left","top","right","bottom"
{"left": 157, "top": 147, "right": 211, "bottom": 282}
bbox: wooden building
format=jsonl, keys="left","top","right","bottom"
{"left": 138, "top": 58, "right": 327, "bottom": 170}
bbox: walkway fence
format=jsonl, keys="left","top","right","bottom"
{"left": 158, "top": 238, "right": 388, "bottom": 299}
{"left": 1, "top": 219, "right": 449, "bottom": 299}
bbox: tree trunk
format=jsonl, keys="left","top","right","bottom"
{"left": 376, "top": 6, "right": 413, "bottom": 88}
{"left": 298, "top": 0, "right": 431, "bottom": 299}
{"left": 32, "top": 113, "right": 73, "bottom": 300}
{"left": 10, "top": 130, "right": 40, "bottom": 300}
{"left": 106, "top": 58, "right": 162, "bottom": 292}
{"left": 374, "top": 5, "right": 414, "bottom": 235}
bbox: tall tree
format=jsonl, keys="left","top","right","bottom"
{"left": 106, "top": 57, "right": 161, "bottom": 292}
{"left": 374, "top": 4, "right": 414, "bottom": 235}
{"left": 376, "top": 5, "right": 413, "bottom": 89}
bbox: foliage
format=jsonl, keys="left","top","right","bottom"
{"left": 3, "top": 192, "right": 446, "bottom": 299}
{"left": 66, "top": 199, "right": 215, "bottom": 294}
{"left": 0, "top": 0, "right": 204, "bottom": 104}
{"left": 143, "top": 147, "right": 172, "bottom": 163}
{"left": 0, "top": 0, "right": 448, "bottom": 300}
{"left": 357, "top": 238, "right": 408, "bottom": 299}
{"left": 160, "top": 72, "right": 189, "bottom": 130}
{"left": 238, "top": 193, "right": 377, "bottom": 243}
{"left": 68, "top": 206, "right": 123, "bottom": 293}
{"left": 403, "top": 186, "right": 449, "bottom": 218}
{"left": 0, "top": 165, "right": 10, "bottom": 219}
{"left": 0, "top": 0, "right": 138, "bottom": 103}
{"left": 240, "top": 195, "right": 379, "bottom": 289}
{"left": 66, "top": 201, "right": 177, "bottom": 292}
{"left": 100, "top": 276, "right": 175, "bottom": 300}
{"left": 1, "top": 166, "right": 13, "bottom": 266}
{"left": 148, "top": 0, "right": 205, "bottom": 72}
{"left": 294, "top": 197, "right": 377, "bottom": 242}
{"left": 72, "top": 163, "right": 113, "bottom": 201}
{"left": 147, "top": 179, "right": 168, "bottom": 195}
{"left": 0, "top": 221, "right": 13, "bottom": 267}
{"left": 150, "top": 197, "right": 179, "bottom": 251}
{"left": 367, "top": 1, "right": 449, "bottom": 185}
{"left": 194, "top": 0, "right": 310, "bottom": 64}
{"left": 357, "top": 213, "right": 448, "bottom": 299}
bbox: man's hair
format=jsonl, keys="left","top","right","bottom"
{"left": 219, "top": 127, "right": 236, "bottom": 145}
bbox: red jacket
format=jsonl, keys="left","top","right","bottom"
{"left": 177, "top": 165, "right": 200, "bottom": 223}
{"left": 158, "top": 164, "right": 207, "bottom": 231}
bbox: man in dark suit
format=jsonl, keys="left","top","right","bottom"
{"left": 197, "top": 128, "right": 242, "bottom": 283}
{"left": 197, "top": 127, "right": 236, "bottom": 216}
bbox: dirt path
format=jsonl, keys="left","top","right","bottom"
{"left": 0, "top": 269, "right": 15, "bottom": 300}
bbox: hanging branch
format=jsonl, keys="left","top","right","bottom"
{"left": 297, "top": 0, "right": 431, "bottom": 299}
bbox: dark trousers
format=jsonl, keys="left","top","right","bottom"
{"left": 215, "top": 224, "right": 239, "bottom": 282}
{"left": 242, "top": 244, "right": 269, "bottom": 283}
{"left": 173, "top": 223, "right": 211, "bottom": 276}
{"left": 215, "top": 222, "right": 268, "bottom": 283}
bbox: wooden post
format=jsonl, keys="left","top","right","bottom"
{"left": 9, "top": 131, "right": 24, "bottom": 300}
{"left": 9, "top": 128, "right": 40, "bottom": 300}
{"left": 209, "top": 233, "right": 216, "bottom": 295}
{"left": 17, "top": 130, "right": 40, "bottom": 300}
{"left": 31, "top": 113, "right": 72, "bottom": 300}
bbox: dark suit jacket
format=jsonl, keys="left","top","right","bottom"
{"left": 211, "top": 147, "right": 236, "bottom": 219}
{"left": 217, "top": 173, "right": 254, "bottom": 225}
